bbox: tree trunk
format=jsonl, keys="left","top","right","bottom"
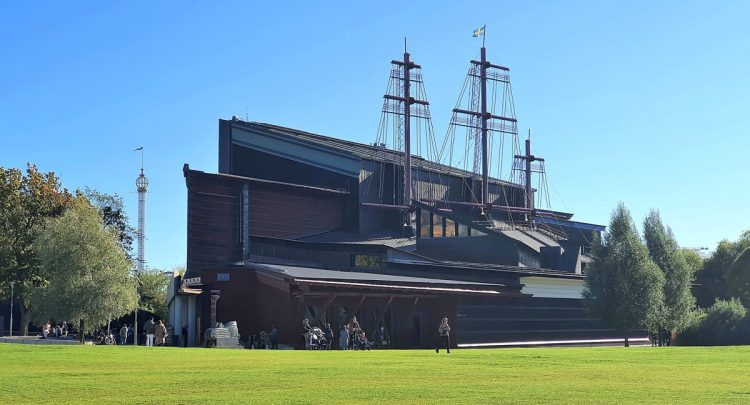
{"left": 79, "top": 319, "right": 85, "bottom": 344}
{"left": 19, "top": 306, "right": 31, "bottom": 336}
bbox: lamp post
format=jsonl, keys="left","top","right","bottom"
{"left": 9, "top": 281, "right": 14, "bottom": 337}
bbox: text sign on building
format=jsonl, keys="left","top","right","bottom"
{"left": 184, "top": 277, "right": 202, "bottom": 286}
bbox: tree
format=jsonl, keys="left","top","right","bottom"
{"left": 695, "top": 231, "right": 750, "bottom": 307}
{"left": 583, "top": 203, "right": 665, "bottom": 346}
{"left": 643, "top": 209, "right": 695, "bottom": 332}
{"left": 83, "top": 187, "right": 134, "bottom": 260}
{"left": 680, "top": 248, "right": 704, "bottom": 275}
{"left": 34, "top": 197, "right": 137, "bottom": 343}
{"left": 727, "top": 247, "right": 750, "bottom": 307}
{"left": 0, "top": 164, "right": 73, "bottom": 335}
{"left": 137, "top": 270, "right": 171, "bottom": 321}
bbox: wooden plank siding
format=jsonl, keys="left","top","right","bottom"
{"left": 185, "top": 168, "right": 347, "bottom": 276}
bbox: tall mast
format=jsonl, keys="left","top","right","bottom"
{"left": 381, "top": 42, "right": 428, "bottom": 207}
{"left": 451, "top": 39, "right": 516, "bottom": 207}
{"left": 480, "top": 46, "right": 489, "bottom": 205}
{"left": 403, "top": 44, "right": 412, "bottom": 206}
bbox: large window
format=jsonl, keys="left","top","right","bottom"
{"left": 352, "top": 254, "right": 382, "bottom": 269}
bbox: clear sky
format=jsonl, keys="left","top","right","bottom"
{"left": 2, "top": 1, "right": 749, "bottom": 269}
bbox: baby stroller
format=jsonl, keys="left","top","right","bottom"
{"left": 354, "top": 329, "right": 371, "bottom": 351}
{"left": 307, "top": 327, "right": 328, "bottom": 350}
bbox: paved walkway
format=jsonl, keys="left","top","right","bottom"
{"left": 0, "top": 336, "right": 87, "bottom": 345}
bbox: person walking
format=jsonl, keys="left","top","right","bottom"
{"left": 324, "top": 323, "right": 334, "bottom": 350}
{"left": 144, "top": 318, "right": 156, "bottom": 347}
{"left": 270, "top": 325, "right": 279, "bottom": 350}
{"left": 302, "top": 318, "right": 312, "bottom": 349}
{"left": 155, "top": 320, "right": 167, "bottom": 347}
{"left": 436, "top": 317, "right": 450, "bottom": 354}
{"left": 119, "top": 324, "right": 128, "bottom": 345}
{"left": 347, "top": 316, "right": 360, "bottom": 350}
{"left": 339, "top": 325, "right": 349, "bottom": 350}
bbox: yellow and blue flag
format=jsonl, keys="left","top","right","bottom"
{"left": 473, "top": 25, "right": 485, "bottom": 37}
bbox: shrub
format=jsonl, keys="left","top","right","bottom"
{"left": 676, "top": 298, "right": 750, "bottom": 346}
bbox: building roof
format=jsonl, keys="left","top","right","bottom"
{"left": 183, "top": 164, "right": 349, "bottom": 195}
{"left": 230, "top": 119, "right": 521, "bottom": 188}
{"left": 251, "top": 262, "right": 500, "bottom": 286}
{"left": 299, "top": 229, "right": 417, "bottom": 250}
{"left": 386, "top": 259, "right": 586, "bottom": 280}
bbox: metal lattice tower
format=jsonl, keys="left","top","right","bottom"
{"left": 135, "top": 150, "right": 148, "bottom": 273}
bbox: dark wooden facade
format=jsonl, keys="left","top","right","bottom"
{"left": 184, "top": 166, "right": 349, "bottom": 277}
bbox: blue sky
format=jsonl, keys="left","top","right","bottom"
{"left": 2, "top": 1, "right": 749, "bottom": 269}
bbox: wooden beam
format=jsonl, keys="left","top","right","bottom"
{"left": 352, "top": 295, "right": 367, "bottom": 315}
{"left": 310, "top": 294, "right": 337, "bottom": 326}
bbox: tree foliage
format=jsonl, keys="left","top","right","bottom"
{"left": 137, "top": 270, "right": 171, "bottom": 321}
{"left": 584, "top": 203, "right": 665, "bottom": 344}
{"left": 82, "top": 187, "right": 134, "bottom": 260}
{"left": 643, "top": 210, "right": 695, "bottom": 331}
{"left": 0, "top": 164, "right": 73, "bottom": 334}
{"left": 677, "top": 298, "right": 750, "bottom": 346}
{"left": 726, "top": 247, "right": 750, "bottom": 307}
{"left": 695, "top": 231, "right": 750, "bottom": 307}
{"left": 34, "top": 197, "right": 137, "bottom": 341}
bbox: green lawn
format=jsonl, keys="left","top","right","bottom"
{"left": 1, "top": 344, "right": 749, "bottom": 404}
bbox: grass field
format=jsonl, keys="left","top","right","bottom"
{"left": 2, "top": 344, "right": 750, "bottom": 404}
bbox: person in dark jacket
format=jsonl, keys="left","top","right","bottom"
{"left": 324, "top": 323, "right": 334, "bottom": 350}
{"left": 270, "top": 325, "right": 279, "bottom": 349}
{"left": 436, "top": 317, "right": 450, "bottom": 353}
{"left": 144, "top": 318, "right": 156, "bottom": 347}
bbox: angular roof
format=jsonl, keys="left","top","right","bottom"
{"left": 230, "top": 119, "right": 520, "bottom": 188}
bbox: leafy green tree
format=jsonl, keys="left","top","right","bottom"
{"left": 680, "top": 248, "right": 704, "bottom": 275}
{"left": 34, "top": 197, "right": 137, "bottom": 343}
{"left": 584, "top": 203, "right": 665, "bottom": 346}
{"left": 137, "top": 270, "right": 171, "bottom": 321}
{"left": 82, "top": 187, "right": 135, "bottom": 260}
{"left": 0, "top": 164, "right": 73, "bottom": 335}
{"left": 727, "top": 248, "right": 750, "bottom": 307}
{"left": 695, "top": 231, "right": 750, "bottom": 307}
{"left": 643, "top": 210, "right": 695, "bottom": 332}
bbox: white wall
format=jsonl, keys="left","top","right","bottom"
{"left": 520, "top": 276, "right": 585, "bottom": 299}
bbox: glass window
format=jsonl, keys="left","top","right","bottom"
{"left": 420, "top": 209, "right": 431, "bottom": 237}
{"left": 445, "top": 219, "right": 456, "bottom": 237}
{"left": 353, "top": 254, "right": 382, "bottom": 269}
{"left": 432, "top": 214, "right": 445, "bottom": 237}
{"left": 471, "top": 228, "right": 486, "bottom": 236}
{"left": 458, "top": 223, "right": 469, "bottom": 237}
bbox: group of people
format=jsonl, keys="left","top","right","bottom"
{"left": 247, "top": 325, "right": 280, "bottom": 349}
{"left": 300, "top": 315, "right": 452, "bottom": 352}
{"left": 41, "top": 321, "right": 68, "bottom": 339}
{"left": 650, "top": 329, "right": 672, "bottom": 347}
{"left": 115, "top": 318, "right": 169, "bottom": 346}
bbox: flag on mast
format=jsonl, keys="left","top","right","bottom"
{"left": 472, "top": 25, "right": 486, "bottom": 38}
{"left": 134, "top": 146, "right": 143, "bottom": 151}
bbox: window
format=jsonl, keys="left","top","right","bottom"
{"left": 432, "top": 214, "right": 445, "bottom": 237}
{"left": 420, "top": 209, "right": 431, "bottom": 237}
{"left": 458, "top": 223, "right": 469, "bottom": 237}
{"left": 445, "top": 219, "right": 457, "bottom": 237}
{"left": 352, "top": 254, "right": 382, "bottom": 269}
{"left": 471, "top": 228, "right": 486, "bottom": 236}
